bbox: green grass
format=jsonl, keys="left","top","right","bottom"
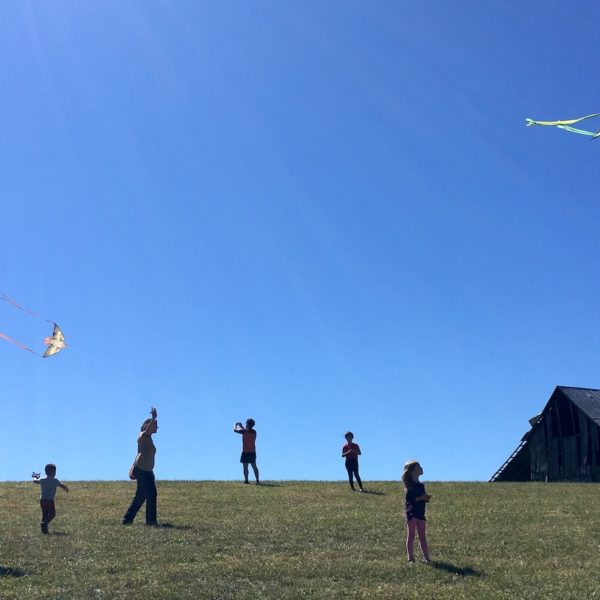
{"left": 1, "top": 481, "right": 599, "bottom": 599}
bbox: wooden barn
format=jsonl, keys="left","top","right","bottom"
{"left": 491, "top": 386, "right": 600, "bottom": 482}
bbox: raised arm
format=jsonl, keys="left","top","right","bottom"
{"left": 233, "top": 422, "right": 245, "bottom": 434}
{"left": 141, "top": 406, "right": 158, "bottom": 437}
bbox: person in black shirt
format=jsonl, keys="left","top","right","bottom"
{"left": 402, "top": 460, "right": 431, "bottom": 563}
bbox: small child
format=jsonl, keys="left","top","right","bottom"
{"left": 342, "top": 431, "right": 364, "bottom": 492}
{"left": 233, "top": 418, "right": 260, "bottom": 484}
{"left": 402, "top": 460, "right": 431, "bottom": 563}
{"left": 32, "top": 464, "right": 69, "bottom": 534}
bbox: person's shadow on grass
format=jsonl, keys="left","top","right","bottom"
{"left": 0, "top": 566, "right": 26, "bottom": 577}
{"left": 430, "top": 561, "right": 482, "bottom": 577}
{"left": 360, "top": 489, "right": 386, "bottom": 496}
{"left": 158, "top": 522, "right": 193, "bottom": 530}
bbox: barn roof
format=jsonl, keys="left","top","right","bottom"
{"left": 557, "top": 386, "right": 600, "bottom": 425}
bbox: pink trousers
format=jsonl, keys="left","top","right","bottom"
{"left": 406, "top": 518, "right": 430, "bottom": 561}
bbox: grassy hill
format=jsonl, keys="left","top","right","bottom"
{"left": 0, "top": 481, "right": 598, "bottom": 599}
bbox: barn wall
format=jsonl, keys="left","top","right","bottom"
{"left": 529, "top": 422, "right": 547, "bottom": 481}
{"left": 493, "top": 388, "right": 600, "bottom": 482}
{"left": 527, "top": 392, "right": 600, "bottom": 481}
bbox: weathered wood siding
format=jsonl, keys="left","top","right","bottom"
{"left": 527, "top": 391, "right": 600, "bottom": 481}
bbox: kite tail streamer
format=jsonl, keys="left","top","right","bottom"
{"left": 1, "top": 292, "right": 53, "bottom": 324}
{"left": 0, "top": 332, "right": 37, "bottom": 355}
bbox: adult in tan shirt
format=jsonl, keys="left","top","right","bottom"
{"left": 122, "top": 407, "right": 158, "bottom": 526}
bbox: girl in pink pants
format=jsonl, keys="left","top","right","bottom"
{"left": 402, "top": 460, "right": 431, "bottom": 563}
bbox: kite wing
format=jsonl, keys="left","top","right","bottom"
{"left": 43, "top": 323, "right": 67, "bottom": 358}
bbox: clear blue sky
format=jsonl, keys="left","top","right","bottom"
{"left": 2, "top": 1, "right": 600, "bottom": 482}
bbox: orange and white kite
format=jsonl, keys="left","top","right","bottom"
{"left": 1, "top": 292, "right": 67, "bottom": 358}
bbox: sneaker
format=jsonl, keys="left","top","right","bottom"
{"left": 122, "top": 519, "right": 133, "bottom": 525}
{"left": 408, "top": 558, "right": 415, "bottom": 564}
{"left": 422, "top": 559, "right": 431, "bottom": 564}
{"left": 145, "top": 522, "right": 159, "bottom": 527}
{"left": 359, "top": 488, "right": 365, "bottom": 492}
{"left": 41, "top": 522, "right": 48, "bottom": 534}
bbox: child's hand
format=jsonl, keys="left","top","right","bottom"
{"left": 425, "top": 494, "right": 431, "bottom": 502}
{"left": 150, "top": 406, "right": 158, "bottom": 419}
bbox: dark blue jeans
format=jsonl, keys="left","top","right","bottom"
{"left": 123, "top": 467, "right": 157, "bottom": 524}
{"left": 345, "top": 458, "right": 363, "bottom": 489}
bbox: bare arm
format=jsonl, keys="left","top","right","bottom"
{"left": 59, "top": 483, "right": 69, "bottom": 493}
{"left": 233, "top": 422, "right": 245, "bottom": 434}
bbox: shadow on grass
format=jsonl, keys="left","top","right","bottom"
{"left": 256, "top": 483, "right": 281, "bottom": 487}
{"left": 0, "top": 566, "right": 26, "bottom": 578}
{"left": 430, "top": 561, "right": 482, "bottom": 577}
{"left": 361, "top": 489, "right": 386, "bottom": 496}
{"left": 158, "top": 522, "right": 193, "bottom": 530}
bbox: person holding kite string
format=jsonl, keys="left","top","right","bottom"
{"left": 123, "top": 407, "right": 159, "bottom": 526}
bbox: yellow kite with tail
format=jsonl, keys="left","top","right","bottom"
{"left": 526, "top": 113, "right": 600, "bottom": 139}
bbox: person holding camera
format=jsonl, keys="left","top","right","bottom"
{"left": 233, "top": 418, "right": 260, "bottom": 485}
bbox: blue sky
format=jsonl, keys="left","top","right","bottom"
{"left": 2, "top": 1, "right": 600, "bottom": 482}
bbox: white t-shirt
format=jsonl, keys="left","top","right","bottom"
{"left": 39, "top": 476, "right": 62, "bottom": 500}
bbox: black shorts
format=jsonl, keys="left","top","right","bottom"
{"left": 240, "top": 452, "right": 257, "bottom": 464}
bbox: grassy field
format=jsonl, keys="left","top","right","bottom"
{"left": 1, "top": 480, "right": 599, "bottom": 599}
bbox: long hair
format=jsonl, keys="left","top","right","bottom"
{"left": 402, "top": 460, "right": 419, "bottom": 488}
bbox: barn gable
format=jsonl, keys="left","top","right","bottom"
{"left": 491, "top": 386, "right": 600, "bottom": 482}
